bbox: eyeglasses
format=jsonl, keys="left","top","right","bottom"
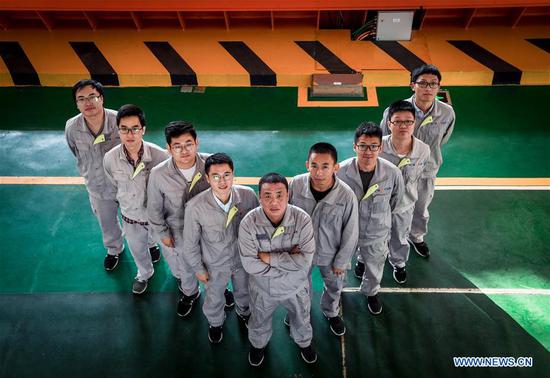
{"left": 76, "top": 95, "right": 101, "bottom": 104}
{"left": 210, "top": 172, "right": 233, "bottom": 182}
{"left": 389, "top": 120, "right": 415, "bottom": 127}
{"left": 171, "top": 142, "right": 195, "bottom": 154}
{"left": 355, "top": 143, "right": 381, "bottom": 152}
{"left": 415, "top": 81, "right": 440, "bottom": 89}
{"left": 118, "top": 126, "right": 143, "bottom": 135}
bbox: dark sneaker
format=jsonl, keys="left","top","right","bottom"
{"left": 283, "top": 314, "right": 290, "bottom": 327}
{"left": 237, "top": 313, "right": 250, "bottom": 329}
{"left": 410, "top": 240, "right": 430, "bottom": 258}
{"left": 300, "top": 344, "right": 318, "bottom": 364}
{"left": 325, "top": 315, "right": 346, "bottom": 336}
{"left": 132, "top": 278, "right": 148, "bottom": 295}
{"left": 149, "top": 245, "right": 161, "bottom": 263}
{"left": 177, "top": 291, "right": 201, "bottom": 317}
{"left": 104, "top": 253, "right": 120, "bottom": 271}
{"left": 354, "top": 261, "right": 365, "bottom": 279}
{"left": 208, "top": 325, "right": 223, "bottom": 344}
{"left": 224, "top": 288, "right": 235, "bottom": 309}
{"left": 249, "top": 346, "right": 265, "bottom": 367}
{"left": 367, "top": 294, "right": 383, "bottom": 315}
{"left": 393, "top": 266, "right": 407, "bottom": 284}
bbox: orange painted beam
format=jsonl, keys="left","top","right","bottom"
{"left": 1, "top": 1, "right": 549, "bottom": 11}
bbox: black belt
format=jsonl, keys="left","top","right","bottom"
{"left": 122, "top": 214, "right": 148, "bottom": 226}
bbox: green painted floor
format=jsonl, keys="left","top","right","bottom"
{"left": 0, "top": 86, "right": 549, "bottom": 377}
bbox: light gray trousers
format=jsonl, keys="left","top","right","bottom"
{"left": 410, "top": 177, "right": 435, "bottom": 243}
{"left": 359, "top": 241, "right": 389, "bottom": 297}
{"left": 160, "top": 232, "right": 199, "bottom": 296}
{"left": 248, "top": 286, "right": 312, "bottom": 349}
{"left": 122, "top": 221, "right": 154, "bottom": 281}
{"left": 202, "top": 267, "right": 250, "bottom": 327}
{"left": 308, "top": 265, "right": 345, "bottom": 318}
{"left": 388, "top": 207, "right": 414, "bottom": 268}
{"left": 89, "top": 195, "right": 124, "bottom": 256}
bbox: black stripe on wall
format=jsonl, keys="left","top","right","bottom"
{"left": 372, "top": 41, "right": 426, "bottom": 72}
{"left": 69, "top": 42, "right": 119, "bottom": 86}
{"left": 295, "top": 41, "right": 356, "bottom": 74}
{"left": 526, "top": 38, "right": 550, "bottom": 54}
{"left": 144, "top": 42, "right": 198, "bottom": 86}
{"left": 448, "top": 40, "right": 522, "bottom": 85}
{"left": 0, "top": 42, "right": 41, "bottom": 85}
{"left": 219, "top": 41, "right": 276, "bottom": 86}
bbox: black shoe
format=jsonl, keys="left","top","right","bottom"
{"left": 409, "top": 240, "right": 430, "bottom": 258}
{"left": 149, "top": 245, "right": 161, "bottom": 263}
{"left": 283, "top": 314, "right": 290, "bottom": 327}
{"left": 300, "top": 344, "right": 318, "bottom": 364}
{"left": 354, "top": 261, "right": 365, "bottom": 279}
{"left": 325, "top": 314, "right": 346, "bottom": 336}
{"left": 177, "top": 291, "right": 201, "bottom": 317}
{"left": 367, "top": 294, "right": 383, "bottom": 315}
{"left": 208, "top": 325, "right": 223, "bottom": 344}
{"left": 224, "top": 288, "right": 235, "bottom": 309}
{"left": 104, "top": 253, "right": 121, "bottom": 271}
{"left": 393, "top": 266, "right": 407, "bottom": 284}
{"left": 237, "top": 313, "right": 250, "bottom": 329}
{"left": 249, "top": 346, "right": 265, "bottom": 367}
{"left": 132, "top": 278, "right": 148, "bottom": 295}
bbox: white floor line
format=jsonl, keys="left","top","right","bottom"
{"left": 339, "top": 306, "right": 347, "bottom": 378}
{"left": 342, "top": 287, "right": 550, "bottom": 295}
{"left": 435, "top": 185, "right": 550, "bottom": 190}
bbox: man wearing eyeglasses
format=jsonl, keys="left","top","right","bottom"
{"left": 103, "top": 104, "right": 169, "bottom": 294}
{"left": 182, "top": 153, "right": 259, "bottom": 344}
{"left": 380, "top": 100, "right": 430, "bottom": 285}
{"left": 239, "top": 173, "right": 317, "bottom": 366}
{"left": 147, "top": 122, "right": 235, "bottom": 315}
{"left": 337, "top": 123, "right": 403, "bottom": 315}
{"left": 380, "top": 64, "right": 455, "bottom": 259}
{"left": 65, "top": 79, "right": 129, "bottom": 271}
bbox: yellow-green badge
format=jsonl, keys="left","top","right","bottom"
{"left": 272, "top": 226, "right": 285, "bottom": 239}
{"left": 226, "top": 205, "right": 238, "bottom": 228}
{"left": 362, "top": 183, "right": 379, "bottom": 200}
{"left": 420, "top": 116, "right": 433, "bottom": 127}
{"left": 132, "top": 162, "right": 145, "bottom": 179}
{"left": 93, "top": 134, "right": 105, "bottom": 145}
{"left": 189, "top": 172, "right": 202, "bottom": 192}
{"left": 398, "top": 157, "right": 411, "bottom": 169}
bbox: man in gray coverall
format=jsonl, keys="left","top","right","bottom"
{"left": 239, "top": 173, "right": 317, "bottom": 366}
{"left": 147, "top": 121, "right": 235, "bottom": 316}
{"left": 337, "top": 123, "right": 403, "bottom": 315}
{"left": 380, "top": 100, "right": 430, "bottom": 284}
{"left": 104, "top": 104, "right": 168, "bottom": 294}
{"left": 288, "top": 142, "right": 358, "bottom": 336}
{"left": 379, "top": 64, "right": 455, "bottom": 259}
{"left": 183, "top": 153, "right": 259, "bottom": 344}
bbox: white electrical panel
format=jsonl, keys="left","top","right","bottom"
{"left": 376, "top": 11, "right": 414, "bottom": 41}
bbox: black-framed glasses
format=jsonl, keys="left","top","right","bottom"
{"left": 118, "top": 126, "right": 143, "bottom": 135}
{"left": 389, "top": 120, "right": 415, "bottom": 127}
{"left": 415, "top": 81, "right": 440, "bottom": 89}
{"left": 76, "top": 94, "right": 101, "bottom": 104}
{"left": 171, "top": 142, "right": 195, "bottom": 154}
{"left": 355, "top": 143, "right": 381, "bottom": 152}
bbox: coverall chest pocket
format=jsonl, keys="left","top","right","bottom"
{"left": 402, "top": 164, "right": 421, "bottom": 184}
{"left": 203, "top": 225, "right": 224, "bottom": 243}
{"left": 370, "top": 194, "right": 390, "bottom": 220}
{"left": 165, "top": 190, "right": 183, "bottom": 208}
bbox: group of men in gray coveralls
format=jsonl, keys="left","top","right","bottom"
{"left": 65, "top": 64, "right": 454, "bottom": 367}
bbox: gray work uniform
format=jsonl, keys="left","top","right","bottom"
{"left": 65, "top": 109, "right": 123, "bottom": 256}
{"left": 337, "top": 157, "right": 404, "bottom": 296}
{"left": 288, "top": 173, "right": 358, "bottom": 317}
{"left": 183, "top": 185, "right": 259, "bottom": 327}
{"left": 104, "top": 142, "right": 169, "bottom": 281}
{"left": 380, "top": 136, "right": 430, "bottom": 268}
{"left": 146, "top": 153, "right": 210, "bottom": 295}
{"left": 239, "top": 205, "right": 315, "bottom": 349}
{"left": 381, "top": 95, "right": 455, "bottom": 242}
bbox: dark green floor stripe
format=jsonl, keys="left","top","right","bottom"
{"left": 526, "top": 38, "right": 550, "bottom": 54}
{"left": 144, "top": 41, "right": 198, "bottom": 86}
{"left": 0, "top": 41, "right": 41, "bottom": 85}
{"left": 447, "top": 40, "right": 522, "bottom": 85}
{"left": 219, "top": 41, "right": 276, "bottom": 86}
{"left": 371, "top": 41, "right": 426, "bottom": 72}
{"left": 69, "top": 42, "right": 119, "bottom": 86}
{"left": 295, "top": 41, "right": 356, "bottom": 74}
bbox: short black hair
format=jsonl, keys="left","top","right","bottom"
{"left": 308, "top": 142, "right": 338, "bottom": 163}
{"left": 259, "top": 172, "right": 288, "bottom": 193}
{"left": 72, "top": 79, "right": 104, "bottom": 101}
{"left": 411, "top": 64, "right": 442, "bottom": 83}
{"left": 116, "top": 104, "right": 146, "bottom": 127}
{"left": 164, "top": 121, "right": 197, "bottom": 144}
{"left": 354, "top": 121, "right": 382, "bottom": 144}
{"left": 205, "top": 153, "right": 234, "bottom": 175}
{"left": 388, "top": 100, "right": 416, "bottom": 121}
